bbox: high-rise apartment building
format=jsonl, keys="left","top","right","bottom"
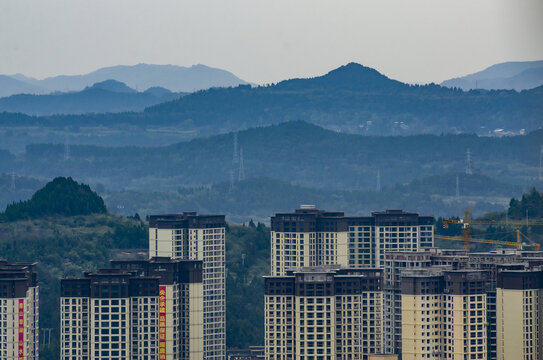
{"left": 270, "top": 207, "right": 433, "bottom": 276}
{"left": 264, "top": 266, "right": 385, "bottom": 360}
{"left": 401, "top": 269, "right": 487, "bottom": 360}
{"left": 382, "top": 248, "right": 543, "bottom": 358}
{"left": 60, "top": 257, "right": 203, "bottom": 360}
{"left": 496, "top": 269, "right": 543, "bottom": 360}
{"left": 383, "top": 251, "right": 433, "bottom": 354}
{"left": 149, "top": 213, "right": 226, "bottom": 360}
{"left": 0, "top": 261, "right": 39, "bottom": 360}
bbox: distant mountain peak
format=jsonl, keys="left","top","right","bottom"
{"left": 86, "top": 79, "right": 137, "bottom": 93}
{"left": 276, "top": 62, "right": 403, "bottom": 91}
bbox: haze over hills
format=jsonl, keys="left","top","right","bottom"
{"left": 0, "top": 80, "right": 184, "bottom": 116}
{"left": 0, "top": 75, "right": 48, "bottom": 97}
{"left": 2, "top": 121, "right": 540, "bottom": 193}
{"left": 2, "top": 64, "right": 249, "bottom": 96}
{"left": 1, "top": 63, "right": 542, "bottom": 151}
{"left": 441, "top": 60, "right": 543, "bottom": 91}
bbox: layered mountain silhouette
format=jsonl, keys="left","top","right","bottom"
{"left": 1, "top": 63, "right": 542, "bottom": 149}
{"left": 1, "top": 64, "right": 249, "bottom": 97}
{"left": 0, "top": 75, "right": 48, "bottom": 97}
{"left": 0, "top": 80, "right": 184, "bottom": 115}
{"left": 143, "top": 62, "right": 542, "bottom": 135}
{"left": 441, "top": 60, "right": 543, "bottom": 91}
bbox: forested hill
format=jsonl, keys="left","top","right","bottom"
{"left": 0, "top": 80, "right": 183, "bottom": 115}
{"left": 1, "top": 63, "right": 541, "bottom": 149}
{"left": 145, "top": 62, "right": 543, "bottom": 134}
{"left": 6, "top": 121, "right": 542, "bottom": 193}
{"left": 1, "top": 177, "right": 106, "bottom": 221}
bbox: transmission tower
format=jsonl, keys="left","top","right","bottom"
{"left": 232, "top": 133, "right": 239, "bottom": 165}
{"left": 465, "top": 149, "right": 473, "bottom": 175}
{"left": 376, "top": 170, "right": 381, "bottom": 192}
{"left": 10, "top": 171, "right": 16, "bottom": 190}
{"left": 229, "top": 170, "right": 234, "bottom": 192}
{"left": 539, "top": 145, "right": 543, "bottom": 180}
{"left": 455, "top": 175, "right": 460, "bottom": 201}
{"left": 238, "top": 147, "right": 245, "bottom": 181}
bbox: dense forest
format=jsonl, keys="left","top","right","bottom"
{"left": 1, "top": 177, "right": 106, "bottom": 221}
{"left": 1, "top": 63, "right": 542, "bottom": 151}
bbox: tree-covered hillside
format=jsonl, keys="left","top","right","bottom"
{"left": 104, "top": 175, "right": 517, "bottom": 222}
{"left": 0, "top": 214, "right": 148, "bottom": 360}
{"left": 9, "top": 121, "right": 543, "bottom": 192}
{"left": 0, "top": 80, "right": 183, "bottom": 115}
{"left": 2, "top": 177, "right": 106, "bottom": 221}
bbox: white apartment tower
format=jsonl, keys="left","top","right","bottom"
{"left": 60, "top": 257, "right": 203, "bottom": 360}
{"left": 264, "top": 267, "right": 386, "bottom": 360}
{"left": 149, "top": 213, "right": 226, "bottom": 360}
{"left": 270, "top": 207, "right": 434, "bottom": 276}
{"left": 0, "top": 261, "right": 39, "bottom": 360}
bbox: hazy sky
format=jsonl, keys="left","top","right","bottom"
{"left": 1, "top": 0, "right": 542, "bottom": 84}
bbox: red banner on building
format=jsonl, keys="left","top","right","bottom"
{"left": 18, "top": 299, "right": 24, "bottom": 360}
{"left": 159, "top": 285, "right": 167, "bottom": 360}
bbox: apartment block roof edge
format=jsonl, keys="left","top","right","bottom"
{"left": 149, "top": 212, "right": 226, "bottom": 228}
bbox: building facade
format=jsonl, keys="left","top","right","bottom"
{"left": 60, "top": 257, "right": 203, "bottom": 360}
{"left": 270, "top": 207, "right": 434, "bottom": 276}
{"left": 496, "top": 269, "right": 543, "bottom": 360}
{"left": 264, "top": 266, "right": 385, "bottom": 360}
{"left": 401, "top": 269, "right": 487, "bottom": 360}
{"left": 0, "top": 261, "right": 39, "bottom": 360}
{"left": 149, "top": 213, "right": 226, "bottom": 360}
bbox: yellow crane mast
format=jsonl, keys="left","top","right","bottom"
{"left": 441, "top": 208, "right": 542, "bottom": 252}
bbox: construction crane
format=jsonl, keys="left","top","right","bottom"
{"left": 441, "top": 208, "right": 543, "bottom": 251}
{"left": 443, "top": 208, "right": 543, "bottom": 228}
{"left": 435, "top": 230, "right": 540, "bottom": 252}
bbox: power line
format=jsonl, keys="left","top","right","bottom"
{"left": 539, "top": 145, "right": 543, "bottom": 180}
{"left": 376, "top": 169, "right": 381, "bottom": 192}
{"left": 465, "top": 148, "right": 472, "bottom": 175}
{"left": 238, "top": 147, "right": 245, "bottom": 181}
{"left": 455, "top": 175, "right": 460, "bottom": 201}
{"left": 64, "top": 136, "right": 70, "bottom": 161}
{"left": 232, "top": 133, "right": 239, "bottom": 165}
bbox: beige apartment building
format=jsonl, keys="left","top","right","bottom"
{"left": 401, "top": 269, "right": 487, "bottom": 360}
{"left": 264, "top": 266, "right": 385, "bottom": 360}
{"left": 496, "top": 269, "right": 543, "bottom": 360}
{"left": 60, "top": 257, "right": 203, "bottom": 360}
{"left": 149, "top": 213, "right": 226, "bottom": 360}
{"left": 270, "top": 207, "right": 433, "bottom": 276}
{"left": 0, "top": 261, "right": 39, "bottom": 360}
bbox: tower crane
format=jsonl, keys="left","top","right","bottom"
{"left": 440, "top": 208, "right": 543, "bottom": 251}
{"left": 435, "top": 230, "right": 540, "bottom": 251}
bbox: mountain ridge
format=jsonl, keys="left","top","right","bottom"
{"left": 0, "top": 80, "right": 183, "bottom": 116}
{"left": 441, "top": 60, "right": 543, "bottom": 91}
{"left": 1, "top": 64, "right": 249, "bottom": 96}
